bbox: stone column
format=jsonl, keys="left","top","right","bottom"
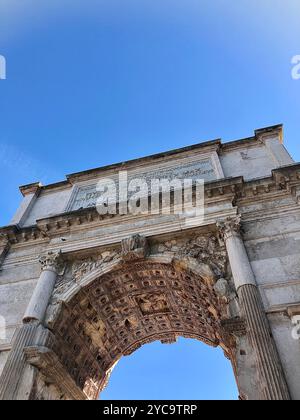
{"left": 217, "top": 216, "right": 291, "bottom": 400}
{"left": 0, "top": 251, "right": 62, "bottom": 400}
{"left": 23, "top": 251, "right": 63, "bottom": 323}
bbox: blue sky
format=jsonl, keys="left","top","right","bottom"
{"left": 0, "top": 0, "right": 299, "bottom": 399}
{"left": 101, "top": 338, "right": 237, "bottom": 400}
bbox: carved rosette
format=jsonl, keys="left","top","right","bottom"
{"left": 217, "top": 215, "right": 242, "bottom": 241}
{"left": 44, "top": 233, "right": 233, "bottom": 331}
{"left": 39, "top": 251, "right": 64, "bottom": 274}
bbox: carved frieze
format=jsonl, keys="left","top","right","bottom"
{"left": 157, "top": 234, "right": 227, "bottom": 277}
{"left": 66, "top": 158, "right": 217, "bottom": 212}
{"left": 71, "top": 249, "right": 120, "bottom": 283}
{"left": 50, "top": 232, "right": 229, "bottom": 308}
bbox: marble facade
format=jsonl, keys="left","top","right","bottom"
{"left": 0, "top": 124, "right": 299, "bottom": 400}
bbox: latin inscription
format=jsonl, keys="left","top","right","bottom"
{"left": 67, "top": 159, "right": 216, "bottom": 211}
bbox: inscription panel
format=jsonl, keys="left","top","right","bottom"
{"left": 67, "top": 158, "right": 218, "bottom": 211}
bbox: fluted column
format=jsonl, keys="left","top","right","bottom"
{"left": 218, "top": 216, "right": 291, "bottom": 400}
{"left": 23, "top": 251, "right": 63, "bottom": 323}
{"left": 0, "top": 251, "right": 62, "bottom": 400}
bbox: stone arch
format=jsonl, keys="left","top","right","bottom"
{"left": 2, "top": 227, "right": 290, "bottom": 400}
{"left": 42, "top": 236, "right": 239, "bottom": 400}
{"left": 3, "top": 231, "right": 267, "bottom": 401}
{"left": 57, "top": 254, "right": 219, "bottom": 305}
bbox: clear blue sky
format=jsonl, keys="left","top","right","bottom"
{"left": 101, "top": 339, "right": 237, "bottom": 400}
{"left": 0, "top": 0, "right": 299, "bottom": 400}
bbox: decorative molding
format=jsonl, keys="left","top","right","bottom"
{"left": 1, "top": 166, "right": 300, "bottom": 247}
{"left": 19, "top": 182, "right": 42, "bottom": 197}
{"left": 157, "top": 234, "right": 227, "bottom": 278}
{"left": 55, "top": 232, "right": 228, "bottom": 302}
{"left": 71, "top": 249, "right": 121, "bottom": 284}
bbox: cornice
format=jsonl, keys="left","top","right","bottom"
{"left": 255, "top": 124, "right": 283, "bottom": 144}
{"left": 65, "top": 140, "right": 222, "bottom": 185}
{"left": 1, "top": 165, "right": 300, "bottom": 247}
{"left": 18, "top": 125, "right": 284, "bottom": 194}
{"left": 219, "top": 136, "right": 259, "bottom": 153}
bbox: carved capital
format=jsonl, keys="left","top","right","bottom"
{"left": 121, "top": 234, "right": 149, "bottom": 261}
{"left": 39, "top": 251, "right": 64, "bottom": 274}
{"left": 217, "top": 215, "right": 242, "bottom": 241}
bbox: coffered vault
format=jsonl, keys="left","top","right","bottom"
{"left": 45, "top": 233, "right": 233, "bottom": 400}
{"left": 0, "top": 125, "right": 300, "bottom": 400}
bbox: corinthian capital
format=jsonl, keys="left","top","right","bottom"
{"left": 39, "top": 250, "right": 64, "bottom": 274}
{"left": 217, "top": 215, "right": 242, "bottom": 241}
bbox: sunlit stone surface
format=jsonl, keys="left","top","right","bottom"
{"left": 0, "top": 125, "right": 300, "bottom": 400}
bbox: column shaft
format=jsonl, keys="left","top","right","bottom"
{"left": 218, "top": 216, "right": 291, "bottom": 400}
{"left": 23, "top": 269, "right": 57, "bottom": 323}
{"left": 0, "top": 323, "right": 39, "bottom": 400}
{"left": 225, "top": 233, "right": 256, "bottom": 290}
{"left": 239, "top": 284, "right": 290, "bottom": 400}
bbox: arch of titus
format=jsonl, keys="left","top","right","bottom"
{"left": 0, "top": 124, "right": 300, "bottom": 400}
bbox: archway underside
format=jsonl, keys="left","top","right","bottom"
{"left": 51, "top": 261, "right": 233, "bottom": 400}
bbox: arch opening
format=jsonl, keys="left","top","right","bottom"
{"left": 101, "top": 338, "right": 239, "bottom": 400}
